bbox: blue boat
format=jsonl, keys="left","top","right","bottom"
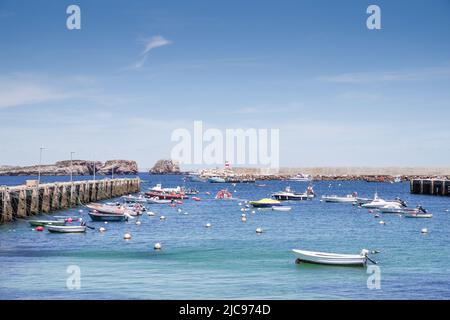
{"left": 88, "top": 211, "right": 127, "bottom": 222}
{"left": 208, "top": 177, "right": 226, "bottom": 183}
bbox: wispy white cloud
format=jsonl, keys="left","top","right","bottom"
{"left": 0, "top": 74, "right": 72, "bottom": 109}
{"left": 318, "top": 66, "right": 450, "bottom": 83}
{"left": 127, "top": 35, "right": 173, "bottom": 70}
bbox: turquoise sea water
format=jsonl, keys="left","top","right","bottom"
{"left": 1, "top": 174, "right": 449, "bottom": 299}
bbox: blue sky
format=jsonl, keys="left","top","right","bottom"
{"left": 0, "top": 0, "right": 449, "bottom": 169}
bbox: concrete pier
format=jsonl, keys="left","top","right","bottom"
{"left": 0, "top": 178, "right": 140, "bottom": 224}
{"left": 410, "top": 179, "right": 450, "bottom": 196}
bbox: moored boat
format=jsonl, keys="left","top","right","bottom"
{"left": 88, "top": 211, "right": 127, "bottom": 222}
{"left": 208, "top": 177, "right": 226, "bottom": 183}
{"left": 86, "top": 203, "right": 134, "bottom": 215}
{"left": 292, "top": 249, "right": 370, "bottom": 266}
{"left": 146, "top": 197, "right": 172, "bottom": 204}
{"left": 122, "top": 194, "right": 148, "bottom": 203}
{"left": 272, "top": 206, "right": 292, "bottom": 212}
{"left": 249, "top": 198, "right": 282, "bottom": 208}
{"left": 321, "top": 193, "right": 357, "bottom": 203}
{"left": 28, "top": 220, "right": 66, "bottom": 227}
{"left": 145, "top": 191, "right": 189, "bottom": 200}
{"left": 272, "top": 186, "right": 314, "bottom": 201}
{"left": 288, "top": 173, "right": 312, "bottom": 182}
{"left": 47, "top": 225, "right": 87, "bottom": 233}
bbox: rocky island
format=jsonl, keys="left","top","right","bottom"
{"left": 149, "top": 159, "right": 181, "bottom": 174}
{"left": 0, "top": 160, "right": 138, "bottom": 176}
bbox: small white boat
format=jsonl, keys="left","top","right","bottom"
{"left": 361, "top": 197, "right": 406, "bottom": 209}
{"left": 47, "top": 225, "right": 87, "bottom": 233}
{"left": 404, "top": 213, "right": 433, "bottom": 218}
{"left": 321, "top": 194, "right": 357, "bottom": 203}
{"left": 272, "top": 206, "right": 292, "bottom": 212}
{"left": 146, "top": 197, "right": 172, "bottom": 204}
{"left": 378, "top": 204, "right": 406, "bottom": 213}
{"left": 122, "top": 194, "right": 148, "bottom": 203}
{"left": 288, "top": 173, "right": 312, "bottom": 182}
{"left": 292, "top": 249, "right": 369, "bottom": 266}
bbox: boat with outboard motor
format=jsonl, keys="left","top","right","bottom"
{"left": 292, "top": 249, "right": 372, "bottom": 266}
{"left": 321, "top": 192, "right": 358, "bottom": 203}
{"left": 249, "top": 198, "right": 282, "bottom": 208}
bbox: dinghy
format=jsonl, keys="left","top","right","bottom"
{"left": 121, "top": 194, "right": 148, "bottom": 203}
{"left": 28, "top": 220, "right": 66, "bottom": 227}
{"left": 404, "top": 213, "right": 433, "bottom": 218}
{"left": 88, "top": 211, "right": 127, "bottom": 222}
{"left": 272, "top": 206, "right": 292, "bottom": 212}
{"left": 146, "top": 197, "right": 171, "bottom": 204}
{"left": 292, "top": 249, "right": 370, "bottom": 266}
{"left": 47, "top": 225, "right": 87, "bottom": 233}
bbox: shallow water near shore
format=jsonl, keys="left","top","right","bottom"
{"left": 1, "top": 174, "right": 449, "bottom": 299}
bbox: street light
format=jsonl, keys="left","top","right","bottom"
{"left": 38, "top": 147, "right": 46, "bottom": 185}
{"left": 70, "top": 151, "right": 75, "bottom": 183}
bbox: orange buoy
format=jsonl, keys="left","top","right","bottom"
{"left": 37, "top": 226, "right": 44, "bottom": 232}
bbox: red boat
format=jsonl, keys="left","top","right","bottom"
{"left": 145, "top": 191, "right": 189, "bottom": 200}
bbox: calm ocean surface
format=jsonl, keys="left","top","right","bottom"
{"left": 1, "top": 174, "right": 449, "bottom": 299}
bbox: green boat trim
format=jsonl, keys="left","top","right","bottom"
{"left": 28, "top": 220, "right": 66, "bottom": 227}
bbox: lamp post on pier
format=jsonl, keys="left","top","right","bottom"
{"left": 70, "top": 151, "right": 75, "bottom": 183}
{"left": 38, "top": 146, "right": 46, "bottom": 186}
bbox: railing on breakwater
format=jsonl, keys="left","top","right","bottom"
{"left": 0, "top": 178, "right": 141, "bottom": 223}
{"left": 410, "top": 179, "right": 450, "bottom": 196}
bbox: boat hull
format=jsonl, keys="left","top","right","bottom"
{"left": 88, "top": 212, "right": 127, "bottom": 222}
{"left": 28, "top": 220, "right": 66, "bottom": 227}
{"left": 48, "top": 226, "right": 87, "bottom": 233}
{"left": 145, "top": 192, "right": 188, "bottom": 200}
{"left": 292, "top": 249, "right": 367, "bottom": 266}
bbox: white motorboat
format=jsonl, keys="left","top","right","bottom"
{"left": 292, "top": 249, "right": 370, "bottom": 266}
{"left": 122, "top": 194, "right": 148, "bottom": 203}
{"left": 361, "top": 196, "right": 406, "bottom": 209}
{"left": 146, "top": 197, "right": 172, "bottom": 204}
{"left": 272, "top": 206, "right": 292, "bottom": 212}
{"left": 404, "top": 213, "right": 433, "bottom": 218}
{"left": 272, "top": 186, "right": 314, "bottom": 201}
{"left": 47, "top": 225, "right": 87, "bottom": 233}
{"left": 378, "top": 204, "right": 406, "bottom": 213}
{"left": 321, "top": 194, "right": 357, "bottom": 203}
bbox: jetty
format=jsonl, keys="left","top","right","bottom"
{"left": 410, "top": 179, "right": 450, "bottom": 196}
{"left": 0, "top": 178, "right": 140, "bottom": 223}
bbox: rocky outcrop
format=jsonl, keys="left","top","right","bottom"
{"left": 149, "top": 159, "right": 181, "bottom": 174}
{"left": 97, "top": 160, "right": 138, "bottom": 175}
{"left": 0, "top": 160, "right": 138, "bottom": 176}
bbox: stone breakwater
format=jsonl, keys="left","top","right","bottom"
{"left": 0, "top": 178, "right": 141, "bottom": 224}
{"left": 0, "top": 160, "right": 138, "bottom": 176}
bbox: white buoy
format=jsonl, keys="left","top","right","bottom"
{"left": 160, "top": 215, "right": 166, "bottom": 220}
{"left": 79, "top": 218, "right": 83, "bottom": 222}
{"left": 446, "top": 209, "right": 449, "bottom": 212}
{"left": 154, "top": 242, "right": 162, "bottom": 250}
{"left": 252, "top": 210, "right": 256, "bottom": 214}
{"left": 183, "top": 212, "right": 189, "bottom": 215}
{"left": 421, "top": 228, "right": 429, "bottom": 234}
{"left": 238, "top": 202, "right": 242, "bottom": 206}
{"left": 256, "top": 227, "right": 263, "bottom": 234}
{"left": 78, "top": 209, "right": 83, "bottom": 213}
{"left": 178, "top": 208, "right": 182, "bottom": 213}
{"left": 104, "top": 221, "right": 108, "bottom": 224}
{"left": 241, "top": 216, "right": 247, "bottom": 222}
{"left": 205, "top": 223, "right": 212, "bottom": 228}
{"left": 136, "top": 221, "right": 141, "bottom": 225}
{"left": 123, "top": 233, "right": 132, "bottom": 240}
{"left": 99, "top": 227, "right": 106, "bottom": 232}
{"left": 379, "top": 220, "right": 385, "bottom": 225}
{"left": 147, "top": 211, "right": 155, "bottom": 216}
{"left": 234, "top": 190, "right": 237, "bottom": 193}
{"left": 241, "top": 213, "right": 246, "bottom": 217}
{"left": 374, "top": 214, "right": 380, "bottom": 218}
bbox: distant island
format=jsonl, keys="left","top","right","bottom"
{"left": 0, "top": 160, "right": 138, "bottom": 176}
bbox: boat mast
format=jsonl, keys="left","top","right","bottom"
{"left": 38, "top": 146, "right": 45, "bottom": 186}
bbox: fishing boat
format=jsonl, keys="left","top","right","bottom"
{"left": 272, "top": 186, "right": 314, "bottom": 201}
{"left": 272, "top": 206, "right": 292, "bottom": 212}
{"left": 145, "top": 191, "right": 189, "bottom": 200}
{"left": 47, "top": 225, "right": 87, "bottom": 233}
{"left": 321, "top": 193, "right": 357, "bottom": 203}
{"left": 88, "top": 211, "right": 127, "bottom": 222}
{"left": 292, "top": 249, "right": 370, "bottom": 266}
{"left": 249, "top": 198, "right": 282, "bottom": 208}
{"left": 208, "top": 177, "right": 226, "bottom": 183}
{"left": 28, "top": 220, "right": 66, "bottom": 227}
{"left": 378, "top": 204, "right": 407, "bottom": 213}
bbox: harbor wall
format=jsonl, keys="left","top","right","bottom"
{"left": 410, "top": 179, "right": 450, "bottom": 196}
{"left": 0, "top": 178, "right": 141, "bottom": 224}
